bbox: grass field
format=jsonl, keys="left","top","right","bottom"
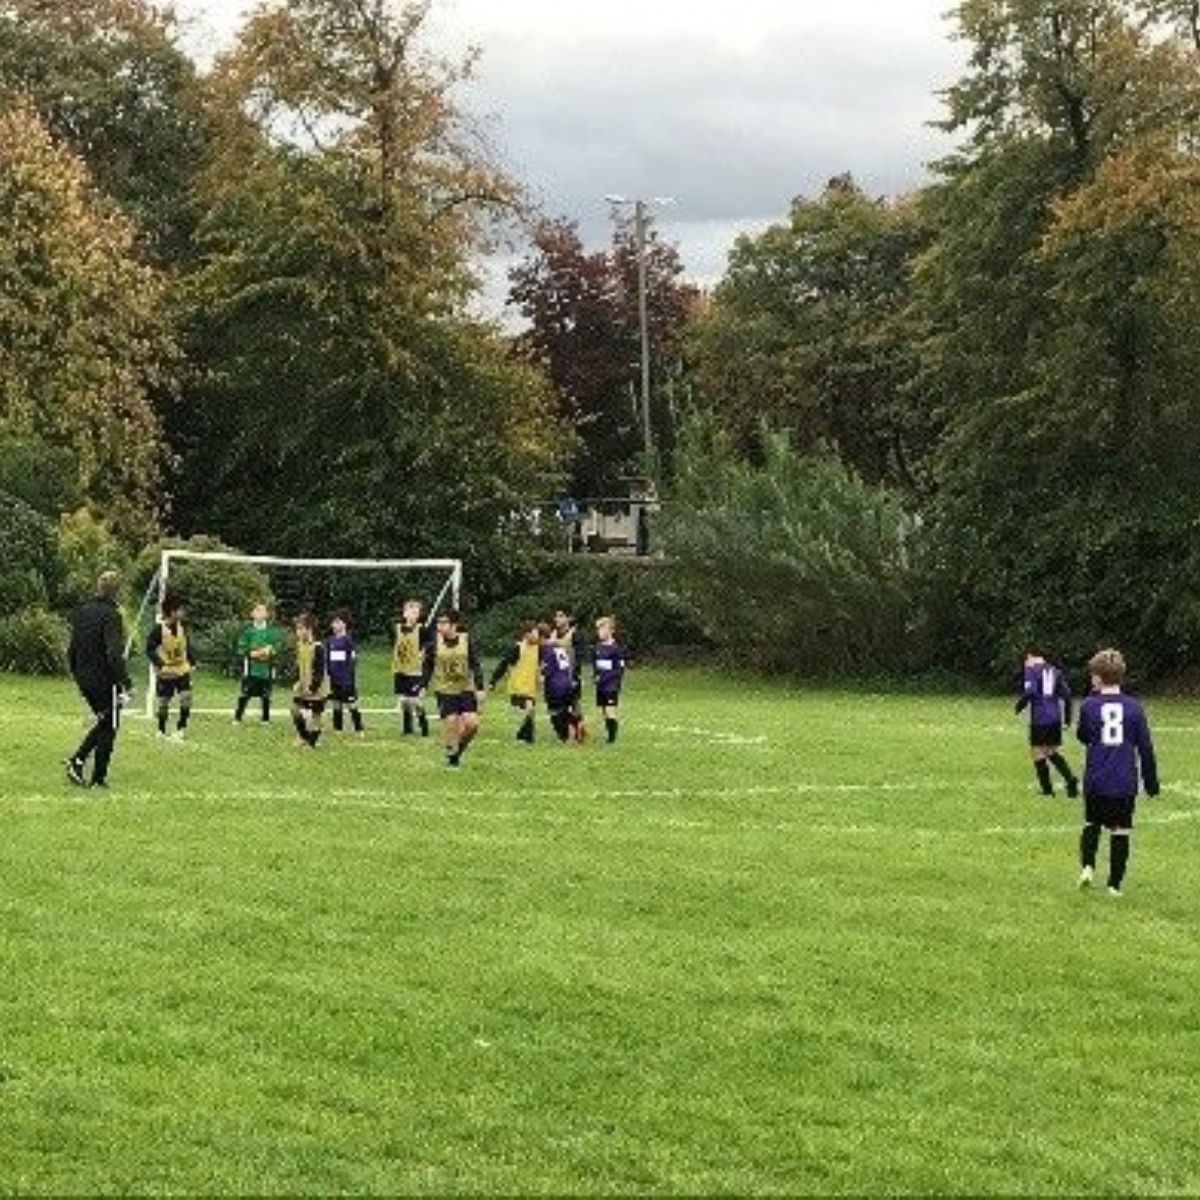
{"left": 1, "top": 661, "right": 1198, "bottom": 1195}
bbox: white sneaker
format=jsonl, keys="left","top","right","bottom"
{"left": 1078, "top": 866, "right": 1094, "bottom": 888}
{"left": 1107, "top": 886, "right": 1123, "bottom": 898}
{"left": 171, "top": 729, "right": 186, "bottom": 742}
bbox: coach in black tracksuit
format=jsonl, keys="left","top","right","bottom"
{"left": 65, "top": 571, "right": 132, "bottom": 789}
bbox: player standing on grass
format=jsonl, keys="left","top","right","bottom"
{"left": 592, "top": 615, "right": 626, "bottom": 744}
{"left": 550, "top": 608, "right": 587, "bottom": 741}
{"left": 541, "top": 623, "right": 579, "bottom": 743}
{"left": 1075, "top": 648, "right": 1159, "bottom": 896}
{"left": 233, "top": 602, "right": 283, "bottom": 724}
{"left": 146, "top": 591, "right": 196, "bottom": 740}
{"left": 392, "top": 599, "right": 431, "bottom": 737}
{"left": 326, "top": 612, "right": 365, "bottom": 736}
{"left": 1015, "top": 646, "right": 1080, "bottom": 798}
{"left": 489, "top": 620, "right": 541, "bottom": 743}
{"left": 419, "top": 609, "right": 485, "bottom": 766}
{"left": 291, "top": 612, "right": 328, "bottom": 748}
{"left": 64, "top": 570, "right": 132, "bottom": 790}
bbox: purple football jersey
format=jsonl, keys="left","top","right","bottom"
{"left": 540, "top": 641, "right": 575, "bottom": 703}
{"left": 592, "top": 638, "right": 626, "bottom": 691}
{"left": 1021, "top": 660, "right": 1070, "bottom": 725}
{"left": 326, "top": 633, "right": 357, "bottom": 690}
{"left": 1076, "top": 691, "right": 1158, "bottom": 799}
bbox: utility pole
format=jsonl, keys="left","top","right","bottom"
{"left": 605, "top": 195, "right": 674, "bottom": 465}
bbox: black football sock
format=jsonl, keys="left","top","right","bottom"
{"left": 402, "top": 706, "right": 413, "bottom": 734}
{"left": 551, "top": 711, "right": 571, "bottom": 742}
{"left": 234, "top": 695, "right": 249, "bottom": 721}
{"left": 177, "top": 704, "right": 191, "bottom": 731}
{"left": 292, "top": 711, "right": 307, "bottom": 739}
{"left": 332, "top": 706, "right": 344, "bottom": 732}
{"left": 1049, "top": 753, "right": 1075, "bottom": 784}
{"left": 418, "top": 709, "right": 429, "bottom": 737}
{"left": 517, "top": 714, "right": 534, "bottom": 742}
{"left": 1034, "top": 760, "right": 1053, "bottom": 795}
{"left": 157, "top": 704, "right": 169, "bottom": 735}
{"left": 1108, "top": 834, "right": 1130, "bottom": 890}
{"left": 351, "top": 708, "right": 363, "bottom": 733}
{"left": 1080, "top": 823, "right": 1101, "bottom": 869}
{"left": 606, "top": 717, "right": 618, "bottom": 743}
{"left": 261, "top": 695, "right": 271, "bottom": 722}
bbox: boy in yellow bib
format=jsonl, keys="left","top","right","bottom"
{"left": 291, "top": 612, "right": 328, "bottom": 749}
{"left": 419, "top": 609, "right": 485, "bottom": 766}
{"left": 146, "top": 591, "right": 195, "bottom": 740}
{"left": 489, "top": 619, "right": 541, "bottom": 743}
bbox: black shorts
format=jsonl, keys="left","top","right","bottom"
{"left": 509, "top": 694, "right": 535, "bottom": 709}
{"left": 1084, "top": 793, "right": 1136, "bottom": 829}
{"left": 156, "top": 673, "right": 192, "bottom": 698}
{"left": 394, "top": 673, "right": 422, "bottom": 699}
{"left": 1029, "top": 722, "right": 1062, "bottom": 748}
{"left": 436, "top": 692, "right": 478, "bottom": 718}
{"left": 596, "top": 686, "right": 621, "bottom": 709}
{"left": 329, "top": 683, "right": 358, "bottom": 705}
{"left": 241, "top": 675, "right": 273, "bottom": 698}
{"left": 293, "top": 696, "right": 326, "bottom": 715}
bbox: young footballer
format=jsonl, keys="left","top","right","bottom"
{"left": 1014, "top": 647, "right": 1079, "bottom": 798}
{"left": 291, "top": 612, "right": 328, "bottom": 748}
{"left": 419, "top": 609, "right": 485, "bottom": 766}
{"left": 541, "top": 623, "right": 579, "bottom": 743}
{"left": 392, "top": 599, "right": 431, "bottom": 737}
{"left": 1075, "top": 648, "right": 1159, "bottom": 896}
{"left": 550, "top": 608, "right": 587, "bottom": 741}
{"left": 146, "top": 591, "right": 196, "bottom": 740}
{"left": 592, "top": 615, "right": 626, "bottom": 743}
{"left": 327, "top": 612, "right": 364, "bottom": 736}
{"left": 233, "top": 602, "right": 284, "bottom": 724}
{"left": 489, "top": 620, "right": 541, "bottom": 743}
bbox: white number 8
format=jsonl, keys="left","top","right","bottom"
{"left": 1100, "top": 702, "right": 1124, "bottom": 747}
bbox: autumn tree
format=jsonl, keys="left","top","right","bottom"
{"left": 0, "top": 0, "right": 208, "bottom": 260}
{"left": 508, "top": 213, "right": 697, "bottom": 497}
{"left": 175, "top": 0, "right": 567, "bottom": 572}
{"left": 689, "top": 175, "right": 931, "bottom": 492}
{"left": 0, "top": 102, "right": 172, "bottom": 540}
{"left": 914, "top": 0, "right": 1200, "bottom": 675}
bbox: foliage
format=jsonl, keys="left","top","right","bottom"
{"left": 508, "top": 214, "right": 698, "bottom": 496}
{"left": 657, "top": 411, "right": 919, "bottom": 675}
{"left": 471, "top": 555, "right": 709, "bottom": 658}
{"left": 0, "top": 433, "right": 82, "bottom": 517}
{"left": 914, "top": 0, "right": 1200, "bottom": 677}
{"left": 0, "top": 0, "right": 209, "bottom": 261}
{"left": 0, "top": 605, "right": 67, "bottom": 673}
{"left": 53, "top": 508, "right": 134, "bottom": 613}
{"left": 689, "top": 175, "right": 932, "bottom": 494}
{"left": 171, "top": 0, "right": 566, "bottom": 583}
{"left": 133, "top": 534, "right": 273, "bottom": 631}
{"left": 0, "top": 489, "right": 57, "bottom": 611}
{"left": 0, "top": 102, "right": 173, "bottom": 541}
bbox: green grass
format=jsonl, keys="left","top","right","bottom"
{"left": 1, "top": 663, "right": 1198, "bottom": 1195}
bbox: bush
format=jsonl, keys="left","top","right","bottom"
{"left": 54, "top": 508, "right": 134, "bottom": 612}
{"left": 0, "top": 606, "right": 68, "bottom": 675}
{"left": 471, "top": 556, "right": 708, "bottom": 658}
{"left": 657, "top": 412, "right": 920, "bottom": 676}
{"left": 0, "top": 490, "right": 56, "bottom": 611}
{"left": 0, "top": 433, "right": 81, "bottom": 517}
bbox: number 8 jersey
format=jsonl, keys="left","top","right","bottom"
{"left": 1076, "top": 691, "right": 1159, "bottom": 799}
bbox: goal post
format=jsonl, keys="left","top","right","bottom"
{"left": 138, "top": 549, "right": 463, "bottom": 719}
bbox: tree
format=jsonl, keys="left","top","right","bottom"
{"left": 173, "top": 0, "right": 568, "bottom": 574}
{"left": 508, "top": 213, "right": 697, "bottom": 497}
{"left": 0, "top": 0, "right": 209, "bottom": 260}
{"left": 0, "top": 102, "right": 172, "bottom": 541}
{"left": 688, "top": 175, "right": 932, "bottom": 493}
{"left": 914, "top": 0, "right": 1200, "bottom": 676}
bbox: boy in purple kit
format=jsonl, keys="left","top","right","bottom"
{"left": 1014, "top": 647, "right": 1079, "bottom": 798}
{"left": 1075, "top": 648, "right": 1159, "bottom": 896}
{"left": 540, "top": 623, "right": 578, "bottom": 743}
{"left": 592, "top": 615, "right": 626, "bottom": 743}
{"left": 327, "top": 612, "right": 364, "bottom": 736}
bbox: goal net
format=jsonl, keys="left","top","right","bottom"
{"left": 131, "top": 550, "right": 462, "bottom": 718}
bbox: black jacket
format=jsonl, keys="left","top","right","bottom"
{"left": 68, "top": 597, "right": 131, "bottom": 693}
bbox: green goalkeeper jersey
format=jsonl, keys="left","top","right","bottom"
{"left": 237, "top": 621, "right": 283, "bottom": 680}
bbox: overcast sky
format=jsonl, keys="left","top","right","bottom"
{"left": 174, "top": 0, "right": 966, "bottom": 300}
